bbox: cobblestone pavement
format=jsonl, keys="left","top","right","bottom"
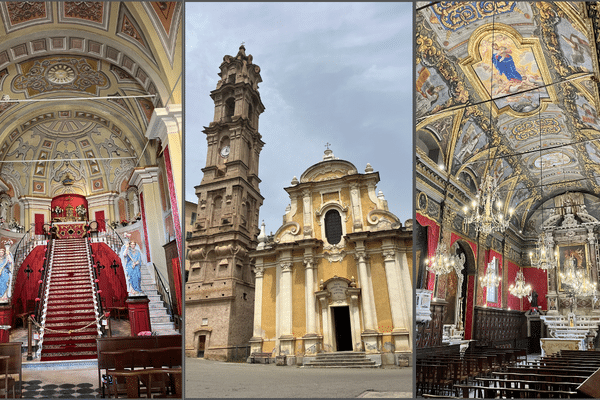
{"left": 185, "top": 358, "right": 412, "bottom": 398}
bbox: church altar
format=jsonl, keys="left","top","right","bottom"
{"left": 54, "top": 222, "right": 87, "bottom": 239}
{"left": 540, "top": 338, "right": 582, "bottom": 357}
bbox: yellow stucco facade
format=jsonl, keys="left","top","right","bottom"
{"left": 250, "top": 149, "right": 413, "bottom": 366}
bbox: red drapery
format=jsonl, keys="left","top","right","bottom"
{"left": 12, "top": 245, "right": 46, "bottom": 324}
{"left": 91, "top": 242, "right": 128, "bottom": 309}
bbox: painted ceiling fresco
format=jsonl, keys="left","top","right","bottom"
{"left": 0, "top": 2, "right": 181, "bottom": 200}
{"left": 416, "top": 1, "right": 600, "bottom": 234}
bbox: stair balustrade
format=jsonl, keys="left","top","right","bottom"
{"left": 86, "top": 238, "right": 105, "bottom": 336}
{"left": 33, "top": 239, "right": 54, "bottom": 359}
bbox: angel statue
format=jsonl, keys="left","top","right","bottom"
{"left": 119, "top": 239, "right": 144, "bottom": 296}
{"left": 0, "top": 247, "right": 14, "bottom": 302}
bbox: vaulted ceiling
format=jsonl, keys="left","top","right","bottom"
{"left": 0, "top": 1, "right": 182, "bottom": 198}
{"left": 416, "top": 2, "right": 600, "bottom": 235}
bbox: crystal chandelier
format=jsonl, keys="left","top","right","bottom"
{"left": 425, "top": 241, "right": 458, "bottom": 276}
{"left": 529, "top": 231, "right": 557, "bottom": 270}
{"left": 508, "top": 269, "right": 531, "bottom": 298}
{"left": 479, "top": 260, "right": 501, "bottom": 289}
{"left": 560, "top": 265, "right": 598, "bottom": 297}
{"left": 464, "top": 174, "right": 513, "bottom": 234}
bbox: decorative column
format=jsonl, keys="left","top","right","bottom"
{"left": 382, "top": 245, "right": 410, "bottom": 353}
{"left": 249, "top": 263, "right": 265, "bottom": 353}
{"left": 278, "top": 261, "right": 295, "bottom": 357}
{"left": 355, "top": 247, "right": 379, "bottom": 353}
{"left": 316, "top": 292, "right": 332, "bottom": 352}
{"left": 130, "top": 167, "right": 166, "bottom": 278}
{"left": 303, "top": 255, "right": 320, "bottom": 355}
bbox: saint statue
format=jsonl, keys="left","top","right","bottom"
{"left": 0, "top": 248, "right": 14, "bottom": 302}
{"left": 530, "top": 290, "right": 538, "bottom": 308}
{"left": 119, "top": 240, "right": 144, "bottom": 296}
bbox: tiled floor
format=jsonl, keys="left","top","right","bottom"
{"left": 8, "top": 319, "right": 131, "bottom": 398}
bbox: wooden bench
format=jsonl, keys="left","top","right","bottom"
{"left": 97, "top": 335, "right": 181, "bottom": 398}
{"left": 0, "top": 343, "right": 21, "bottom": 398}
{"left": 105, "top": 367, "right": 182, "bottom": 398}
{"left": 249, "top": 352, "right": 272, "bottom": 364}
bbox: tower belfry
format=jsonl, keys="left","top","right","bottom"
{"left": 186, "top": 45, "right": 265, "bottom": 361}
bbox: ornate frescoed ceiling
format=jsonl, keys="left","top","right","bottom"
{"left": 0, "top": 1, "right": 182, "bottom": 199}
{"left": 416, "top": 1, "right": 600, "bottom": 236}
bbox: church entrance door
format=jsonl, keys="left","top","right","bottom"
{"left": 332, "top": 306, "right": 352, "bottom": 351}
{"left": 198, "top": 335, "right": 206, "bottom": 357}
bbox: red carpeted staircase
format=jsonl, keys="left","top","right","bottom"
{"left": 39, "top": 238, "right": 100, "bottom": 362}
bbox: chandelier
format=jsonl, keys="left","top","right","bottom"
{"left": 508, "top": 269, "right": 531, "bottom": 298}
{"left": 464, "top": 174, "right": 513, "bottom": 234}
{"left": 479, "top": 259, "right": 501, "bottom": 289}
{"left": 425, "top": 241, "right": 458, "bottom": 276}
{"left": 560, "top": 265, "right": 598, "bottom": 297}
{"left": 529, "top": 231, "right": 557, "bottom": 270}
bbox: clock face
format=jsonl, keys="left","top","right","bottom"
{"left": 220, "top": 145, "right": 230, "bottom": 158}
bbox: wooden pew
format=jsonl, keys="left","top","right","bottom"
{"left": 97, "top": 335, "right": 181, "bottom": 398}
{"left": 0, "top": 343, "right": 21, "bottom": 398}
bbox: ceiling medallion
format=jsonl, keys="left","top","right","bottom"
{"left": 46, "top": 64, "right": 76, "bottom": 84}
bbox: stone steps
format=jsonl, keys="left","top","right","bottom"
{"left": 303, "top": 352, "right": 378, "bottom": 368}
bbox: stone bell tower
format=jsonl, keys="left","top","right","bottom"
{"left": 186, "top": 45, "right": 265, "bottom": 361}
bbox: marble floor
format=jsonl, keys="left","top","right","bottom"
{"left": 7, "top": 318, "right": 131, "bottom": 398}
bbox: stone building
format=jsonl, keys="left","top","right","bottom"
{"left": 186, "top": 45, "right": 264, "bottom": 361}
{"left": 249, "top": 148, "right": 413, "bottom": 366}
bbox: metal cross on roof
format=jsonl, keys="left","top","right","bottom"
{"left": 325, "top": 142, "right": 331, "bottom": 150}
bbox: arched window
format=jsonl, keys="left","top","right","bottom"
{"left": 225, "top": 98, "right": 235, "bottom": 118}
{"left": 324, "top": 209, "right": 342, "bottom": 245}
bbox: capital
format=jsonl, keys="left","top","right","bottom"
{"left": 253, "top": 266, "right": 264, "bottom": 278}
{"left": 280, "top": 263, "right": 292, "bottom": 273}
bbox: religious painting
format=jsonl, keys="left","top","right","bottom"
{"left": 533, "top": 151, "right": 573, "bottom": 171}
{"left": 490, "top": 158, "right": 513, "bottom": 181}
{"left": 575, "top": 94, "right": 600, "bottom": 130}
{"left": 585, "top": 142, "right": 600, "bottom": 164}
{"left": 557, "top": 18, "right": 593, "bottom": 72}
{"left": 452, "top": 119, "right": 487, "bottom": 169}
{"left": 557, "top": 243, "right": 589, "bottom": 292}
{"left": 424, "top": 114, "right": 454, "bottom": 153}
{"left": 472, "top": 32, "right": 548, "bottom": 113}
{"left": 416, "top": 64, "right": 450, "bottom": 118}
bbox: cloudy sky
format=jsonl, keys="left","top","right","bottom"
{"left": 185, "top": 2, "right": 412, "bottom": 234}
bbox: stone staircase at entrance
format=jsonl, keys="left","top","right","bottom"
{"left": 303, "top": 351, "right": 378, "bottom": 368}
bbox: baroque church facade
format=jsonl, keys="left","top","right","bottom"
{"left": 186, "top": 45, "right": 412, "bottom": 367}
{"left": 0, "top": 1, "right": 182, "bottom": 360}
{"left": 416, "top": 1, "right": 600, "bottom": 356}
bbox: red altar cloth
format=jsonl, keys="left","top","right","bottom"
{"left": 55, "top": 222, "right": 87, "bottom": 239}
